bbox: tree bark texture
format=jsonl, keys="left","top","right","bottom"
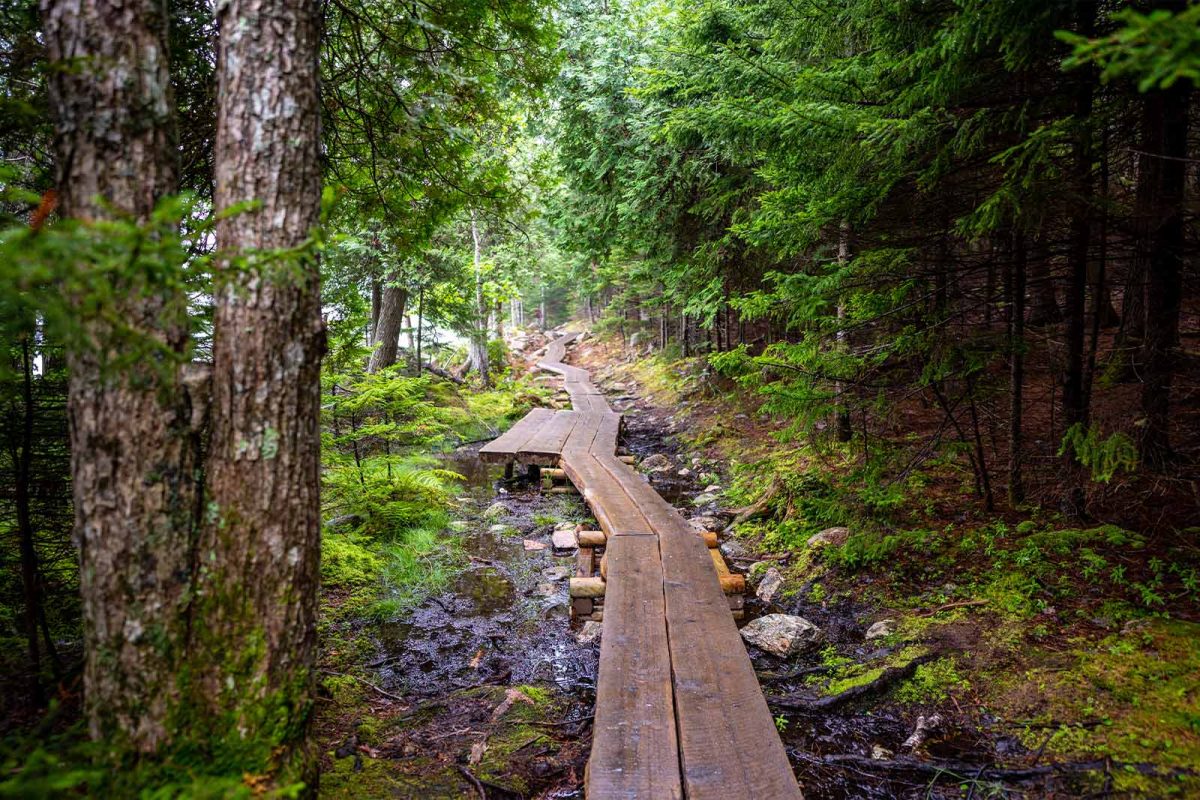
{"left": 202, "top": 0, "right": 324, "bottom": 784}
{"left": 367, "top": 280, "right": 406, "bottom": 373}
{"left": 42, "top": 0, "right": 201, "bottom": 751}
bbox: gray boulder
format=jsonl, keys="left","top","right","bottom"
{"left": 739, "top": 614, "right": 823, "bottom": 657}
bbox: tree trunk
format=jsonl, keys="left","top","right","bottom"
{"left": 367, "top": 281, "right": 406, "bottom": 373}
{"left": 415, "top": 284, "right": 424, "bottom": 375}
{"left": 201, "top": 0, "right": 324, "bottom": 786}
{"left": 369, "top": 278, "right": 381, "bottom": 343}
{"left": 15, "top": 337, "right": 43, "bottom": 706}
{"left": 1138, "top": 79, "right": 1190, "bottom": 467}
{"left": 468, "top": 212, "right": 490, "bottom": 387}
{"left": 1009, "top": 232, "right": 1027, "bottom": 507}
{"left": 834, "top": 221, "right": 853, "bottom": 442}
{"left": 1060, "top": 2, "right": 1096, "bottom": 516}
{"left": 42, "top": 0, "right": 201, "bottom": 751}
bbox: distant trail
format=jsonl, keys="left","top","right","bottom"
{"left": 482, "top": 331, "right": 802, "bottom": 799}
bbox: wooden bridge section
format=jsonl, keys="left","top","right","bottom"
{"left": 483, "top": 333, "right": 802, "bottom": 799}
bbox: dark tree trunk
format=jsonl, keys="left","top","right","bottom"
{"left": 201, "top": 0, "right": 324, "bottom": 787}
{"left": 368, "top": 280, "right": 407, "bottom": 373}
{"left": 42, "top": 0, "right": 201, "bottom": 751}
{"left": 15, "top": 337, "right": 43, "bottom": 706}
{"left": 1138, "top": 79, "right": 1190, "bottom": 467}
{"left": 1009, "top": 233, "right": 1027, "bottom": 507}
{"left": 1061, "top": 2, "right": 1096, "bottom": 515}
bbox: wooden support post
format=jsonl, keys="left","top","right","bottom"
{"left": 543, "top": 467, "right": 567, "bottom": 481}
{"left": 569, "top": 576, "right": 606, "bottom": 598}
{"left": 709, "top": 549, "right": 746, "bottom": 595}
{"left": 618, "top": 455, "right": 636, "bottom": 465}
{"left": 697, "top": 530, "right": 718, "bottom": 548}
{"left": 549, "top": 485, "right": 578, "bottom": 495}
{"left": 576, "top": 530, "right": 607, "bottom": 547}
{"left": 575, "top": 546, "right": 594, "bottom": 578}
{"left": 504, "top": 461, "right": 514, "bottom": 480}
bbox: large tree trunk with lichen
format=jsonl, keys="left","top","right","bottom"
{"left": 42, "top": 0, "right": 204, "bottom": 752}
{"left": 198, "top": 0, "right": 324, "bottom": 787}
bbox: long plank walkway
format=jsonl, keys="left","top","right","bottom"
{"left": 485, "top": 332, "right": 802, "bottom": 799}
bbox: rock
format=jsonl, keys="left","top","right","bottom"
{"left": 629, "top": 332, "right": 643, "bottom": 348}
{"left": 739, "top": 614, "right": 823, "bottom": 657}
{"left": 720, "top": 539, "right": 750, "bottom": 561}
{"left": 544, "top": 565, "right": 571, "bottom": 581}
{"left": 448, "top": 520, "right": 470, "bottom": 532}
{"left": 576, "top": 620, "right": 602, "bottom": 645}
{"left": 677, "top": 467, "right": 693, "bottom": 477}
{"left": 484, "top": 502, "right": 507, "bottom": 519}
{"left": 698, "top": 472, "right": 716, "bottom": 482}
{"left": 808, "top": 526, "right": 850, "bottom": 547}
{"left": 692, "top": 492, "right": 719, "bottom": 506}
{"left": 324, "top": 513, "right": 363, "bottom": 531}
{"left": 522, "top": 539, "right": 546, "bottom": 551}
{"left": 551, "top": 528, "right": 577, "bottom": 553}
{"left": 865, "top": 619, "right": 896, "bottom": 640}
{"left": 639, "top": 453, "right": 672, "bottom": 473}
{"left": 871, "top": 744, "right": 894, "bottom": 760}
{"left": 688, "top": 514, "right": 722, "bottom": 532}
{"left": 534, "top": 582, "right": 557, "bottom": 597}
{"left": 489, "top": 524, "right": 511, "bottom": 534}
{"left": 756, "top": 567, "right": 785, "bottom": 604}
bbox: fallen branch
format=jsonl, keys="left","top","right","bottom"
{"left": 724, "top": 478, "right": 781, "bottom": 531}
{"left": 767, "top": 651, "right": 940, "bottom": 712}
{"left": 320, "top": 669, "right": 406, "bottom": 704}
{"left": 917, "top": 599, "right": 987, "bottom": 617}
{"left": 456, "top": 765, "right": 486, "bottom": 799}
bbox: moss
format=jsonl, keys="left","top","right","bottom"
{"left": 895, "top": 657, "right": 969, "bottom": 704}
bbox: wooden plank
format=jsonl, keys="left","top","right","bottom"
{"left": 658, "top": 523, "right": 801, "bottom": 798}
{"left": 478, "top": 407, "right": 556, "bottom": 462}
{"left": 591, "top": 454, "right": 800, "bottom": 798}
{"left": 517, "top": 410, "right": 579, "bottom": 465}
{"left": 587, "top": 534, "right": 682, "bottom": 800}
{"left": 561, "top": 453, "right": 653, "bottom": 536}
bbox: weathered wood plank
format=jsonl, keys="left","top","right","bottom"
{"left": 587, "top": 534, "right": 682, "bottom": 800}
{"left": 478, "top": 407, "right": 556, "bottom": 462}
{"left": 518, "top": 410, "right": 580, "bottom": 465}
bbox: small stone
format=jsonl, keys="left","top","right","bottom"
{"left": 576, "top": 621, "right": 602, "bottom": 644}
{"left": 489, "top": 524, "right": 510, "bottom": 534}
{"left": 693, "top": 492, "right": 719, "bottom": 506}
{"left": 448, "top": 520, "right": 469, "bottom": 532}
{"left": 689, "top": 514, "right": 722, "bottom": 532}
{"left": 808, "top": 526, "right": 850, "bottom": 547}
{"left": 720, "top": 539, "right": 750, "bottom": 560}
{"left": 551, "top": 528, "right": 577, "bottom": 552}
{"left": 523, "top": 539, "right": 546, "bottom": 551}
{"left": 865, "top": 619, "right": 896, "bottom": 640}
{"left": 739, "top": 614, "right": 823, "bottom": 657}
{"left": 756, "top": 567, "right": 785, "bottom": 604}
{"left": 534, "top": 582, "right": 557, "bottom": 597}
{"left": 677, "top": 467, "right": 693, "bottom": 477}
{"left": 484, "top": 502, "right": 507, "bottom": 519}
{"left": 871, "top": 744, "right": 893, "bottom": 760}
{"left": 639, "top": 453, "right": 672, "bottom": 473}
{"left": 544, "top": 565, "right": 571, "bottom": 581}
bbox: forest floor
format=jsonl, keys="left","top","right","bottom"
{"left": 315, "top": 329, "right": 1199, "bottom": 799}
{"left": 573, "top": 334, "right": 1200, "bottom": 800}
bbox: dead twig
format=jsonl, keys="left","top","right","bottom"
{"left": 456, "top": 764, "right": 486, "bottom": 799}
{"left": 917, "top": 599, "right": 987, "bottom": 617}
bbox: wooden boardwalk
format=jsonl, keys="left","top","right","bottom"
{"left": 484, "top": 332, "right": 802, "bottom": 799}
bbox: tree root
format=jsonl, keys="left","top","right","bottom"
{"left": 766, "top": 651, "right": 940, "bottom": 712}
